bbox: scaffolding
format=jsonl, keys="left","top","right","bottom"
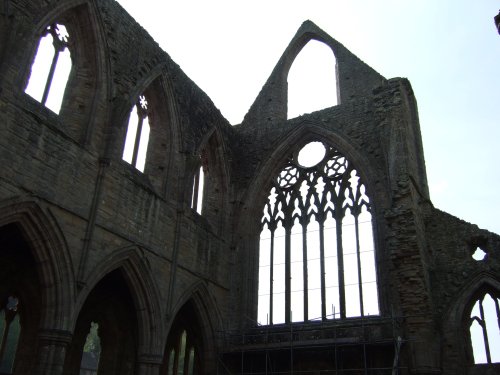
{"left": 216, "top": 313, "right": 405, "bottom": 375}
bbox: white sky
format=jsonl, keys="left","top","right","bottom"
{"left": 116, "top": 0, "right": 500, "bottom": 235}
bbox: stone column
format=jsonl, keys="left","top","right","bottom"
{"left": 34, "top": 329, "right": 72, "bottom": 375}
{"left": 136, "top": 354, "right": 164, "bottom": 375}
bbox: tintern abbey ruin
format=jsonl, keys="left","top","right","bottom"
{"left": 0, "top": 1, "right": 499, "bottom": 374}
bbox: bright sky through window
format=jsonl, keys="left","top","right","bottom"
{"left": 25, "top": 24, "right": 72, "bottom": 114}
{"left": 287, "top": 40, "right": 337, "bottom": 119}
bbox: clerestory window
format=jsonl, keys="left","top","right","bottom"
{"left": 122, "top": 95, "right": 151, "bottom": 172}
{"left": 257, "top": 141, "right": 378, "bottom": 325}
{"left": 469, "top": 292, "right": 500, "bottom": 364}
{"left": 25, "top": 23, "right": 72, "bottom": 114}
{"left": 0, "top": 296, "right": 21, "bottom": 374}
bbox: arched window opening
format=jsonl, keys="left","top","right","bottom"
{"left": 257, "top": 141, "right": 378, "bottom": 325}
{"left": 166, "top": 330, "right": 197, "bottom": 375}
{"left": 287, "top": 40, "right": 338, "bottom": 119}
{"left": 0, "top": 296, "right": 20, "bottom": 374}
{"left": 80, "top": 322, "right": 101, "bottom": 375}
{"left": 191, "top": 165, "right": 205, "bottom": 215}
{"left": 469, "top": 292, "right": 500, "bottom": 364}
{"left": 122, "top": 95, "right": 151, "bottom": 172}
{"left": 25, "top": 23, "right": 72, "bottom": 114}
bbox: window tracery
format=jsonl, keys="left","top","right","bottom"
{"left": 469, "top": 292, "right": 500, "bottom": 364}
{"left": 25, "top": 23, "right": 72, "bottom": 114}
{"left": 258, "top": 142, "right": 378, "bottom": 325}
{"left": 0, "top": 296, "right": 20, "bottom": 374}
{"left": 122, "top": 95, "right": 151, "bottom": 172}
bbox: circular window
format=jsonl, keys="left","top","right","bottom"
{"left": 297, "top": 142, "right": 326, "bottom": 168}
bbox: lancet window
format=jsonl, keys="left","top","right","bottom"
{"left": 257, "top": 141, "right": 378, "bottom": 325}
{"left": 25, "top": 23, "right": 72, "bottom": 114}
{"left": 0, "top": 296, "right": 20, "bottom": 373}
{"left": 191, "top": 165, "right": 205, "bottom": 215}
{"left": 166, "top": 330, "right": 196, "bottom": 375}
{"left": 469, "top": 292, "right": 500, "bottom": 364}
{"left": 122, "top": 95, "right": 151, "bottom": 172}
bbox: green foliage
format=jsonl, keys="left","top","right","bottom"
{"left": 83, "top": 322, "right": 101, "bottom": 355}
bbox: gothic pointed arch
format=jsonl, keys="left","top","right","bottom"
{"left": 443, "top": 274, "right": 500, "bottom": 368}
{"left": 287, "top": 39, "right": 338, "bottom": 119}
{"left": 188, "top": 127, "right": 230, "bottom": 234}
{"left": 21, "top": 1, "right": 110, "bottom": 145}
{"left": 241, "top": 21, "right": 385, "bottom": 125}
{"left": 112, "top": 67, "right": 182, "bottom": 196}
{"left": 240, "top": 123, "right": 381, "bottom": 232}
{"left": 75, "top": 246, "right": 164, "bottom": 358}
{"left": 65, "top": 269, "right": 138, "bottom": 375}
{"left": 236, "top": 124, "right": 384, "bottom": 325}
{"left": 165, "top": 281, "right": 222, "bottom": 375}
{"left": 0, "top": 198, "right": 75, "bottom": 330}
{"left": 0, "top": 199, "right": 74, "bottom": 373}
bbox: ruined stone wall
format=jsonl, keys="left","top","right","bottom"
{"left": 0, "top": 0, "right": 236, "bottom": 373}
{"left": 0, "top": 1, "right": 498, "bottom": 374}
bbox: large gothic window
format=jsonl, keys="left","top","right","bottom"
{"left": 25, "top": 23, "right": 72, "bottom": 114}
{"left": 258, "top": 141, "right": 378, "bottom": 325}
{"left": 469, "top": 292, "right": 500, "bottom": 364}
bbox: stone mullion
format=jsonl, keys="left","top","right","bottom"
{"left": 318, "top": 214, "right": 326, "bottom": 320}
{"left": 191, "top": 168, "right": 200, "bottom": 210}
{"left": 350, "top": 177, "right": 365, "bottom": 317}
{"left": 479, "top": 298, "right": 492, "bottom": 363}
{"left": 41, "top": 42, "right": 60, "bottom": 105}
{"left": 302, "top": 221, "right": 309, "bottom": 321}
{"left": 131, "top": 112, "right": 144, "bottom": 168}
{"left": 285, "top": 223, "right": 291, "bottom": 324}
{"left": 283, "top": 188, "right": 296, "bottom": 324}
{"left": 269, "top": 228, "right": 275, "bottom": 326}
{"left": 354, "top": 213, "right": 364, "bottom": 317}
{"left": 333, "top": 179, "right": 346, "bottom": 319}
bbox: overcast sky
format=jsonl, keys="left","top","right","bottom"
{"left": 116, "top": 0, "right": 500, "bottom": 235}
